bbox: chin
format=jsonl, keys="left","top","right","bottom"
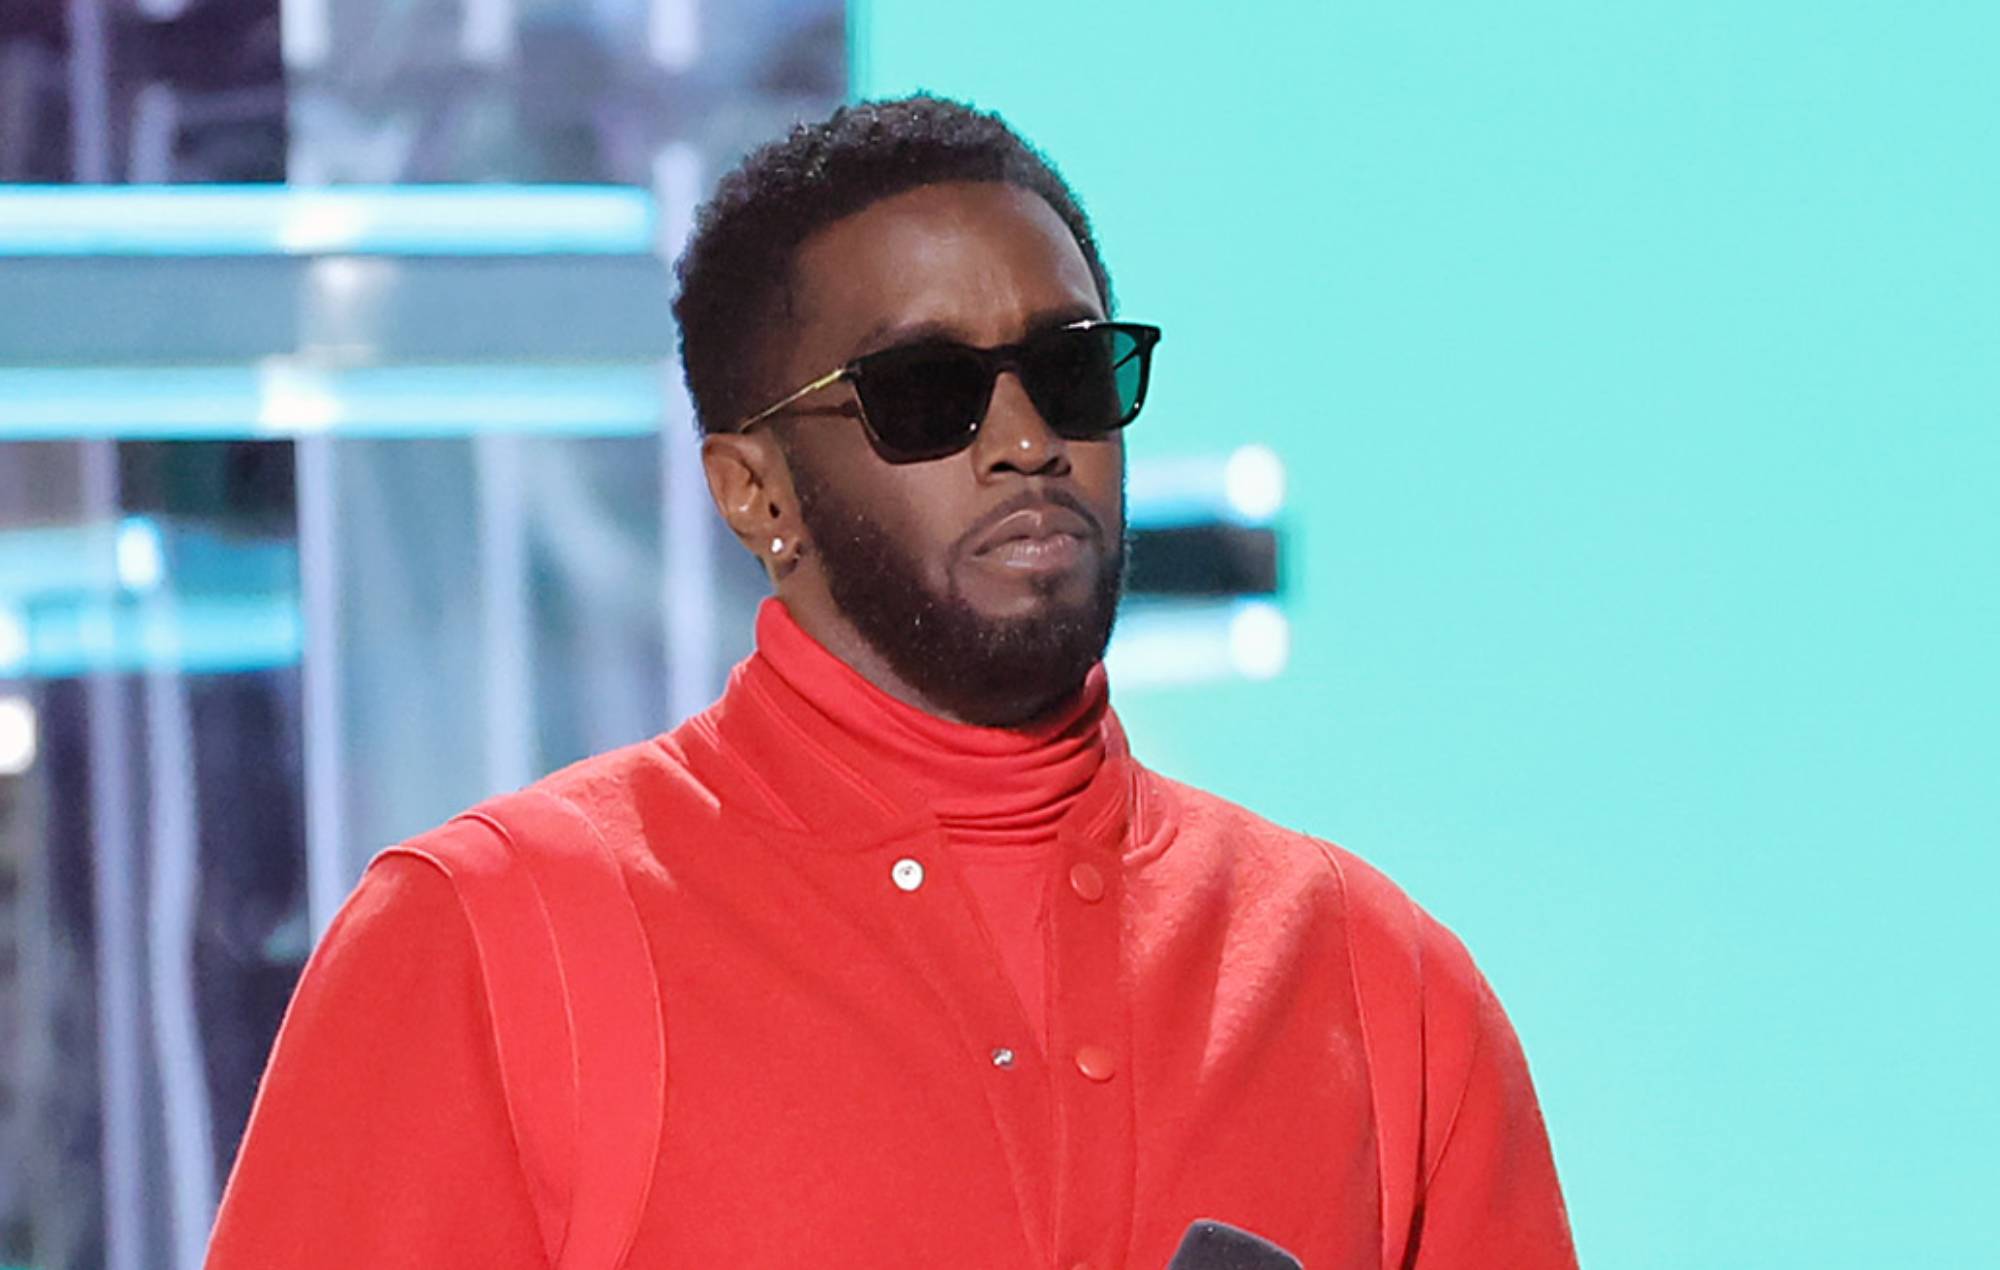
{"left": 952, "top": 563, "right": 1104, "bottom": 623}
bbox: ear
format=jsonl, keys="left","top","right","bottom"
{"left": 701, "top": 431, "right": 802, "bottom": 567}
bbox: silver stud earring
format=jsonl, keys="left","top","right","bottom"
{"left": 770, "top": 537, "right": 785, "bottom": 554}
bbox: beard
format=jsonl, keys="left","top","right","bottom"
{"left": 787, "top": 457, "right": 1125, "bottom": 728}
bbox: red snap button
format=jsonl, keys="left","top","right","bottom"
{"left": 1074, "top": 1044, "right": 1118, "bottom": 1082}
{"left": 1068, "top": 861, "right": 1106, "bottom": 903}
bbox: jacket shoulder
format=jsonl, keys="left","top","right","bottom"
{"left": 385, "top": 734, "right": 709, "bottom": 878}
{"left": 1133, "top": 767, "right": 1483, "bottom": 1006}
{"left": 1134, "top": 768, "right": 1505, "bottom": 1246}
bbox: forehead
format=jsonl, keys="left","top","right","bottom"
{"left": 783, "top": 181, "right": 1104, "bottom": 364}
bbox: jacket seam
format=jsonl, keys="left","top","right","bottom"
{"left": 543, "top": 786, "right": 669, "bottom": 1266}
{"left": 1320, "top": 842, "right": 1397, "bottom": 1263}
{"left": 1416, "top": 944, "right": 1483, "bottom": 1195}
{"left": 372, "top": 845, "right": 559, "bottom": 1270}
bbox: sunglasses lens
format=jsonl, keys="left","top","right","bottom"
{"left": 853, "top": 345, "right": 992, "bottom": 461}
{"left": 847, "top": 324, "right": 1158, "bottom": 463}
{"left": 1020, "top": 325, "right": 1153, "bottom": 440}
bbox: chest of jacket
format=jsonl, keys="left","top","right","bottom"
{"left": 620, "top": 812, "right": 1383, "bottom": 1269}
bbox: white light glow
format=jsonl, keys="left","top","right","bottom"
{"left": 1228, "top": 602, "right": 1291, "bottom": 680}
{"left": 301, "top": 257, "right": 395, "bottom": 361}
{"left": 116, "top": 519, "right": 165, "bottom": 592}
{"left": 283, "top": 0, "right": 332, "bottom": 70}
{"left": 257, "top": 362, "right": 342, "bottom": 434}
{"left": 652, "top": 143, "right": 702, "bottom": 262}
{"left": 1106, "top": 600, "right": 1294, "bottom": 689}
{"left": 650, "top": 0, "right": 701, "bottom": 69}
{"left": 1224, "top": 444, "right": 1287, "bottom": 522}
{"left": 0, "top": 697, "right": 35, "bottom": 776}
{"left": 462, "top": 0, "right": 517, "bottom": 65}
{"left": 275, "top": 199, "right": 370, "bottom": 255}
{"left": 1104, "top": 620, "right": 1226, "bottom": 688}
{"left": 308, "top": 255, "right": 385, "bottom": 299}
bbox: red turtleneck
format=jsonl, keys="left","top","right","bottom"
{"left": 753, "top": 599, "right": 1105, "bottom": 1047}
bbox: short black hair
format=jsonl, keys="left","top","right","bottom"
{"left": 672, "top": 93, "right": 1115, "bottom": 436}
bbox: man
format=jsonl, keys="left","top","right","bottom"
{"left": 207, "top": 96, "right": 1576, "bottom": 1269}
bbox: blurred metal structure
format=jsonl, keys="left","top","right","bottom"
{"left": 0, "top": 178, "right": 753, "bottom": 1270}
{"left": 1, "top": 4, "right": 843, "bottom": 1268}
{"left": 280, "top": 0, "right": 842, "bottom": 187}
{"left": 0, "top": 0, "right": 287, "bottom": 184}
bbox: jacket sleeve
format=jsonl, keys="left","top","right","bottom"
{"left": 1406, "top": 914, "right": 1578, "bottom": 1269}
{"left": 204, "top": 853, "right": 549, "bottom": 1269}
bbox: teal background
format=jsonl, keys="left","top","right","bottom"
{"left": 855, "top": 4, "right": 1997, "bottom": 1265}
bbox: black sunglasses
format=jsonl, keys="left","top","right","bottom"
{"left": 734, "top": 319, "right": 1162, "bottom": 464}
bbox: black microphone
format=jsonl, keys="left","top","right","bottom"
{"left": 1164, "top": 1219, "right": 1303, "bottom": 1270}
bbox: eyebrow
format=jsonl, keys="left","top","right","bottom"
{"left": 848, "top": 304, "right": 1104, "bottom": 360}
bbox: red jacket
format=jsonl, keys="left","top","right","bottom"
{"left": 208, "top": 642, "right": 1576, "bottom": 1269}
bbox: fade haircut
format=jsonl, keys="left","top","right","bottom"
{"left": 672, "top": 94, "right": 1115, "bottom": 436}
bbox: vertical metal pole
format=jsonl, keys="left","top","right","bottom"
{"left": 63, "top": 0, "right": 113, "bottom": 182}
{"left": 295, "top": 436, "right": 348, "bottom": 938}
{"left": 126, "top": 81, "right": 180, "bottom": 184}
{"left": 82, "top": 442, "right": 144, "bottom": 1270}
{"left": 141, "top": 591, "right": 215, "bottom": 1270}
{"left": 653, "top": 144, "right": 714, "bottom": 725}
{"left": 660, "top": 377, "right": 714, "bottom": 726}
{"left": 475, "top": 434, "right": 535, "bottom": 794}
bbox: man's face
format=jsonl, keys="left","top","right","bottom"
{"left": 768, "top": 181, "right": 1127, "bottom": 725}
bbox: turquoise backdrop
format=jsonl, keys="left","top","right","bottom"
{"left": 855, "top": 3, "right": 1997, "bottom": 1265}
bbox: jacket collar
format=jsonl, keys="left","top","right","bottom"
{"left": 669, "top": 603, "right": 1171, "bottom": 858}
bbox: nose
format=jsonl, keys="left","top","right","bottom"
{"left": 973, "top": 370, "right": 1070, "bottom": 479}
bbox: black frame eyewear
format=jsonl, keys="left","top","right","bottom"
{"left": 734, "top": 319, "right": 1163, "bottom": 464}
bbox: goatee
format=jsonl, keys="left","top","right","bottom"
{"left": 788, "top": 459, "right": 1124, "bottom": 728}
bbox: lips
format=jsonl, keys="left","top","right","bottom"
{"left": 968, "top": 501, "right": 1098, "bottom": 559}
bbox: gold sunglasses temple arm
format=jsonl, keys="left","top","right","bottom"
{"left": 734, "top": 367, "right": 850, "bottom": 433}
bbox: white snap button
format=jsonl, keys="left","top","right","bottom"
{"left": 991, "top": 1047, "right": 1016, "bottom": 1068}
{"left": 891, "top": 857, "right": 925, "bottom": 892}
